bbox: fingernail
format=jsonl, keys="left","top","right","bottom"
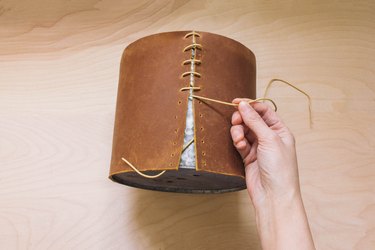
{"left": 239, "top": 101, "right": 248, "bottom": 110}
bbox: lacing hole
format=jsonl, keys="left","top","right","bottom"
{"left": 169, "top": 163, "right": 173, "bottom": 167}
{"left": 201, "top": 140, "right": 205, "bottom": 144}
{"left": 167, "top": 180, "right": 173, "bottom": 183}
{"left": 174, "top": 115, "right": 178, "bottom": 119}
{"left": 200, "top": 127, "right": 204, "bottom": 131}
{"left": 199, "top": 114, "right": 203, "bottom": 118}
{"left": 202, "top": 152, "right": 206, "bottom": 156}
{"left": 171, "top": 153, "right": 175, "bottom": 157}
{"left": 172, "top": 142, "right": 177, "bottom": 145}
{"left": 174, "top": 129, "right": 178, "bottom": 133}
{"left": 198, "top": 101, "right": 202, "bottom": 104}
{"left": 193, "top": 174, "right": 200, "bottom": 177}
{"left": 178, "top": 100, "right": 182, "bottom": 105}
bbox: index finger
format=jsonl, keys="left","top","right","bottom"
{"left": 232, "top": 98, "right": 252, "bottom": 105}
{"left": 233, "top": 98, "right": 283, "bottom": 128}
{"left": 238, "top": 101, "right": 273, "bottom": 141}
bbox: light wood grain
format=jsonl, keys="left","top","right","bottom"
{"left": 1, "top": 1, "right": 374, "bottom": 249}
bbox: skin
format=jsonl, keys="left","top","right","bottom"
{"left": 230, "top": 99, "right": 315, "bottom": 250}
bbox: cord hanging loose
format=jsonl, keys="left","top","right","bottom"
{"left": 121, "top": 138, "right": 194, "bottom": 179}
{"left": 191, "top": 94, "right": 278, "bottom": 111}
{"left": 264, "top": 78, "right": 312, "bottom": 127}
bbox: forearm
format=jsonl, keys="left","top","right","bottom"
{"left": 255, "top": 190, "right": 315, "bottom": 250}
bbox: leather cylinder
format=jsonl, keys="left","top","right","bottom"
{"left": 109, "top": 31, "right": 256, "bottom": 193}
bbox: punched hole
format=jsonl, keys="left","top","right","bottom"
{"left": 167, "top": 180, "right": 173, "bottom": 183}
{"left": 201, "top": 140, "right": 205, "bottom": 144}
{"left": 193, "top": 174, "right": 200, "bottom": 177}
{"left": 171, "top": 153, "right": 175, "bottom": 157}
{"left": 174, "top": 129, "right": 178, "bottom": 133}
{"left": 199, "top": 113, "right": 203, "bottom": 118}
{"left": 200, "top": 127, "right": 204, "bottom": 131}
{"left": 202, "top": 152, "right": 206, "bottom": 156}
{"left": 178, "top": 100, "right": 182, "bottom": 105}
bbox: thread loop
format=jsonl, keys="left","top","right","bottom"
{"left": 121, "top": 138, "right": 194, "bottom": 179}
{"left": 180, "top": 86, "right": 201, "bottom": 92}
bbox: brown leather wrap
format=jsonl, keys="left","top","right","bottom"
{"left": 109, "top": 31, "right": 256, "bottom": 193}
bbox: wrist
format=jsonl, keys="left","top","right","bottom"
{"left": 254, "top": 184, "right": 302, "bottom": 212}
{"left": 254, "top": 189, "right": 314, "bottom": 250}
{"left": 255, "top": 188, "right": 303, "bottom": 232}
{"left": 255, "top": 188, "right": 303, "bottom": 225}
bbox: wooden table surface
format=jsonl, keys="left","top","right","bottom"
{"left": 1, "top": 1, "right": 374, "bottom": 249}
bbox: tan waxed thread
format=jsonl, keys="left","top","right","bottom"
{"left": 183, "top": 43, "right": 203, "bottom": 52}
{"left": 184, "top": 31, "right": 201, "bottom": 39}
{"left": 264, "top": 78, "right": 312, "bottom": 128}
{"left": 188, "top": 32, "right": 205, "bottom": 168}
{"left": 190, "top": 78, "right": 312, "bottom": 124}
{"left": 180, "top": 86, "right": 201, "bottom": 92}
{"left": 191, "top": 95, "right": 278, "bottom": 111}
{"left": 184, "top": 31, "right": 203, "bottom": 170}
{"left": 182, "top": 59, "right": 201, "bottom": 66}
{"left": 120, "top": 85, "right": 309, "bottom": 177}
{"left": 119, "top": 31, "right": 202, "bottom": 179}
{"left": 121, "top": 138, "right": 194, "bottom": 179}
{"left": 181, "top": 71, "right": 201, "bottom": 78}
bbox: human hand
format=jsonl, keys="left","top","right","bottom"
{"left": 230, "top": 99, "right": 300, "bottom": 208}
{"left": 230, "top": 99, "right": 315, "bottom": 250}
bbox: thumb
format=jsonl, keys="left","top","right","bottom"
{"left": 238, "top": 101, "right": 273, "bottom": 142}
